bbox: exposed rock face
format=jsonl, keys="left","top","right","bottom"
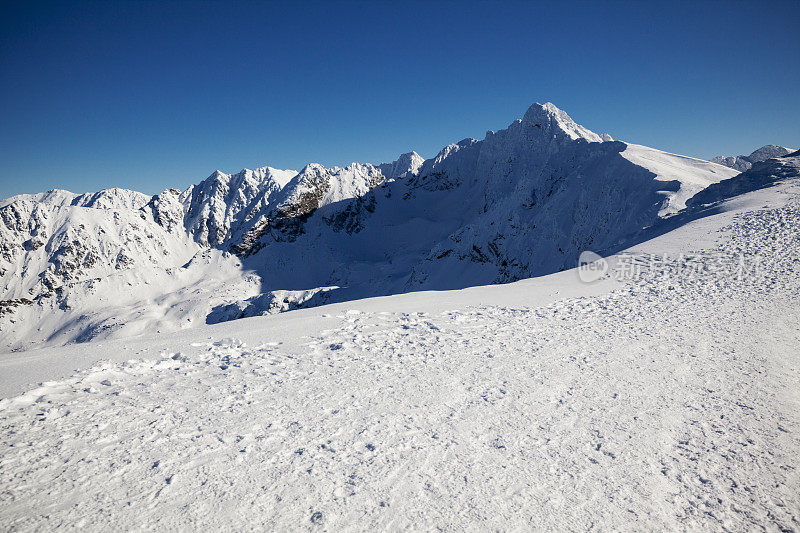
{"left": 711, "top": 145, "right": 794, "bottom": 172}
{"left": 232, "top": 163, "right": 386, "bottom": 254}
{"left": 141, "top": 188, "right": 187, "bottom": 233}
{"left": 747, "top": 145, "right": 794, "bottom": 163}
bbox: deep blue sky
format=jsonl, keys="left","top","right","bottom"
{"left": 1, "top": 0, "right": 798, "bottom": 199}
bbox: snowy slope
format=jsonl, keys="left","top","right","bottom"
{"left": 620, "top": 143, "right": 736, "bottom": 215}
{"left": 0, "top": 186, "right": 258, "bottom": 351}
{"left": 0, "top": 187, "right": 195, "bottom": 300}
{"left": 0, "top": 190, "right": 228, "bottom": 350}
{"left": 0, "top": 172, "right": 798, "bottom": 530}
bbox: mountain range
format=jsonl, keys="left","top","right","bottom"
{"left": 2, "top": 102, "right": 796, "bottom": 351}
{"left": 710, "top": 144, "right": 794, "bottom": 172}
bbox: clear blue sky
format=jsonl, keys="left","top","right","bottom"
{"left": 1, "top": 0, "right": 798, "bottom": 199}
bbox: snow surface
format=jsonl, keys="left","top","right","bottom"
{"left": 0, "top": 177, "right": 798, "bottom": 530}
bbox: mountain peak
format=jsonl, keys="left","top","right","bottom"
{"left": 747, "top": 145, "right": 794, "bottom": 162}
{"left": 522, "top": 102, "right": 603, "bottom": 143}
{"left": 377, "top": 151, "right": 425, "bottom": 180}
{"left": 398, "top": 150, "right": 421, "bottom": 160}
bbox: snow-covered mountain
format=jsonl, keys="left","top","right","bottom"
{"left": 710, "top": 144, "right": 794, "bottom": 172}
{"left": 225, "top": 102, "right": 736, "bottom": 304}
{"left": 3, "top": 102, "right": 778, "bottom": 351}
{"left": 0, "top": 187, "right": 185, "bottom": 300}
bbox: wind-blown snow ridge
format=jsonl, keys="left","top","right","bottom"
{"left": 620, "top": 144, "right": 736, "bottom": 215}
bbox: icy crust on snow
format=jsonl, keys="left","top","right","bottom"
{"left": 0, "top": 182, "right": 798, "bottom": 530}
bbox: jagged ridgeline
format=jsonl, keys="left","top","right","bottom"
{"left": 5, "top": 102, "right": 795, "bottom": 351}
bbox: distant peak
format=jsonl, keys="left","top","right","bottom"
{"left": 747, "top": 145, "right": 793, "bottom": 162}
{"left": 711, "top": 144, "right": 795, "bottom": 171}
{"left": 541, "top": 102, "right": 561, "bottom": 114}
{"left": 396, "top": 151, "right": 424, "bottom": 164}
{"left": 203, "top": 170, "right": 228, "bottom": 183}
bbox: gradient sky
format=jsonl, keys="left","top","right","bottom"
{"left": 1, "top": 0, "right": 798, "bottom": 199}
